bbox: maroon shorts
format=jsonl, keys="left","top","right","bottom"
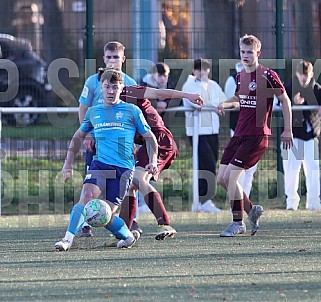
{"left": 136, "top": 128, "right": 178, "bottom": 181}
{"left": 220, "top": 135, "right": 269, "bottom": 169}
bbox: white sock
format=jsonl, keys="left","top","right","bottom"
{"left": 126, "top": 232, "right": 134, "bottom": 242}
{"left": 65, "top": 231, "right": 75, "bottom": 243}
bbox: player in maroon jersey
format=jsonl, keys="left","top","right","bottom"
{"left": 215, "top": 34, "right": 293, "bottom": 237}
{"left": 98, "top": 68, "right": 204, "bottom": 240}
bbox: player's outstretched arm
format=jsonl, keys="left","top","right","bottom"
{"left": 278, "top": 92, "right": 293, "bottom": 150}
{"left": 141, "top": 130, "right": 158, "bottom": 175}
{"left": 144, "top": 87, "right": 204, "bottom": 106}
{"left": 63, "top": 129, "right": 87, "bottom": 182}
{"left": 215, "top": 95, "right": 240, "bottom": 116}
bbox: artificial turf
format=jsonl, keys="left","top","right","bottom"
{"left": 0, "top": 210, "right": 321, "bottom": 302}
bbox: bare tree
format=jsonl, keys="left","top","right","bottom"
{"left": 42, "top": 0, "right": 71, "bottom": 99}
{"left": 294, "top": 0, "right": 315, "bottom": 57}
{"left": 203, "top": 0, "right": 235, "bottom": 59}
{"left": 0, "top": 1, "right": 16, "bottom": 35}
{"left": 42, "top": 0, "right": 65, "bottom": 64}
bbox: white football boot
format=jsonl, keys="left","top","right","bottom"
{"left": 117, "top": 230, "right": 140, "bottom": 248}
{"left": 55, "top": 238, "right": 72, "bottom": 251}
{"left": 220, "top": 221, "right": 246, "bottom": 237}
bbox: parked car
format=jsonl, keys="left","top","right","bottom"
{"left": 0, "top": 33, "right": 52, "bottom": 126}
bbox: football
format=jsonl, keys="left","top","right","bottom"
{"left": 84, "top": 199, "right": 112, "bottom": 227}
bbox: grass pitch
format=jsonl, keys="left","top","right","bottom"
{"left": 0, "top": 211, "right": 321, "bottom": 302}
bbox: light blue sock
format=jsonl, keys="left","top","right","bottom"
{"left": 106, "top": 216, "right": 130, "bottom": 240}
{"left": 67, "top": 204, "right": 85, "bottom": 235}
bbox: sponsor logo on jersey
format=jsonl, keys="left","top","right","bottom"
{"left": 240, "top": 99, "right": 257, "bottom": 107}
{"left": 94, "top": 122, "right": 124, "bottom": 130}
{"left": 248, "top": 81, "right": 257, "bottom": 91}
{"left": 85, "top": 174, "right": 92, "bottom": 180}
{"left": 234, "top": 158, "right": 243, "bottom": 164}
{"left": 81, "top": 86, "right": 89, "bottom": 98}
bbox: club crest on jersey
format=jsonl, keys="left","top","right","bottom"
{"left": 116, "top": 111, "right": 123, "bottom": 119}
{"left": 248, "top": 81, "right": 257, "bottom": 91}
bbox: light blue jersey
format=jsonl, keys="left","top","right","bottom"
{"left": 80, "top": 101, "right": 150, "bottom": 169}
{"left": 79, "top": 72, "right": 137, "bottom": 107}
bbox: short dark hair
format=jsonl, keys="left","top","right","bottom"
{"left": 103, "top": 41, "right": 125, "bottom": 54}
{"left": 296, "top": 60, "right": 313, "bottom": 75}
{"left": 152, "top": 62, "right": 170, "bottom": 75}
{"left": 100, "top": 68, "right": 124, "bottom": 84}
{"left": 193, "top": 58, "right": 211, "bottom": 71}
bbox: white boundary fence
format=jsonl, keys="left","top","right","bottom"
{"left": 0, "top": 105, "right": 319, "bottom": 216}
{"left": 0, "top": 107, "right": 78, "bottom": 216}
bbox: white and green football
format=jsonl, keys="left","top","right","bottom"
{"left": 84, "top": 199, "right": 112, "bottom": 227}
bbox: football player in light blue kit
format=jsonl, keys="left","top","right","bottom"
{"left": 78, "top": 41, "right": 139, "bottom": 237}
{"left": 79, "top": 41, "right": 136, "bottom": 167}
{"left": 55, "top": 69, "right": 158, "bottom": 251}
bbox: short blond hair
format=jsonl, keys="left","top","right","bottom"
{"left": 239, "top": 34, "right": 261, "bottom": 51}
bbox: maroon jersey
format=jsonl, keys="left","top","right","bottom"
{"left": 234, "top": 65, "right": 285, "bottom": 136}
{"left": 120, "top": 86, "right": 167, "bottom": 131}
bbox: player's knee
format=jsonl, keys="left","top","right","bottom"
{"left": 217, "top": 174, "right": 226, "bottom": 187}
{"left": 222, "top": 174, "right": 231, "bottom": 187}
{"left": 132, "top": 177, "right": 140, "bottom": 190}
{"left": 127, "top": 185, "right": 136, "bottom": 196}
{"left": 81, "top": 189, "right": 96, "bottom": 202}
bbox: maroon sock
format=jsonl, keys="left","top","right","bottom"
{"left": 243, "top": 192, "right": 253, "bottom": 214}
{"left": 119, "top": 195, "right": 137, "bottom": 230}
{"left": 145, "top": 191, "right": 170, "bottom": 225}
{"left": 231, "top": 199, "right": 244, "bottom": 222}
